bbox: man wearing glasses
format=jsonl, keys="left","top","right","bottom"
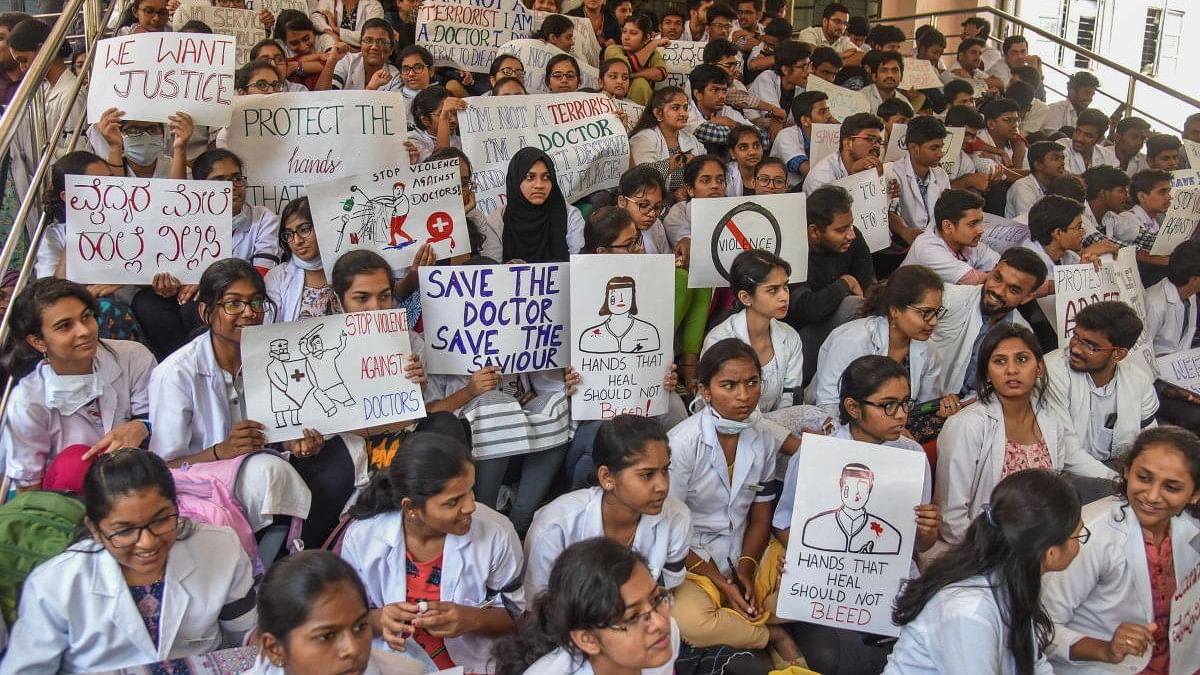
{"left": 317, "top": 18, "right": 398, "bottom": 91}
{"left": 795, "top": 1, "right": 862, "bottom": 68}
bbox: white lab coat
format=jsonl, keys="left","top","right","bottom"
{"left": 1, "top": 339, "right": 156, "bottom": 487}
{"left": 925, "top": 283, "right": 1029, "bottom": 396}
{"left": 1057, "top": 138, "right": 1118, "bottom": 175}
{"left": 935, "top": 397, "right": 1116, "bottom": 545}
{"left": 1042, "top": 496, "right": 1200, "bottom": 675}
{"left": 1043, "top": 350, "right": 1158, "bottom": 463}
{"left": 340, "top": 505, "right": 525, "bottom": 674}
{"left": 1, "top": 523, "right": 256, "bottom": 675}
{"left": 769, "top": 124, "right": 808, "bottom": 186}
{"left": 524, "top": 487, "right": 691, "bottom": 599}
{"left": 888, "top": 154, "right": 950, "bottom": 234}
{"left": 809, "top": 315, "right": 942, "bottom": 409}
{"left": 1040, "top": 100, "right": 1078, "bottom": 133}
{"left": 900, "top": 229, "right": 1000, "bottom": 284}
{"left": 311, "top": 0, "right": 385, "bottom": 49}
{"left": 629, "top": 126, "right": 702, "bottom": 166}
{"left": 666, "top": 406, "right": 778, "bottom": 576}
{"left": 231, "top": 204, "right": 282, "bottom": 271}
{"left": 264, "top": 258, "right": 307, "bottom": 324}
{"left": 1004, "top": 174, "right": 1045, "bottom": 219}
{"left": 521, "top": 617, "right": 680, "bottom": 675}
{"left": 803, "top": 152, "right": 850, "bottom": 196}
{"left": 882, "top": 574, "right": 1055, "bottom": 675}
{"left": 479, "top": 204, "right": 585, "bottom": 264}
{"left": 745, "top": 70, "right": 786, "bottom": 122}
{"left": 702, "top": 311, "right": 804, "bottom": 411}
{"left": 1144, "top": 278, "right": 1197, "bottom": 357}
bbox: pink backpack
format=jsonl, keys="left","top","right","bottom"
{"left": 170, "top": 468, "right": 264, "bottom": 576}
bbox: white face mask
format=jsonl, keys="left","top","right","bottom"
{"left": 122, "top": 133, "right": 163, "bottom": 166}
{"left": 290, "top": 254, "right": 324, "bottom": 271}
{"left": 710, "top": 406, "right": 761, "bottom": 435}
{"left": 43, "top": 369, "right": 101, "bottom": 416}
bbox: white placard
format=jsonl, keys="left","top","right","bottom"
{"left": 533, "top": 11, "right": 600, "bottom": 69}
{"left": 250, "top": 0, "right": 306, "bottom": 14}
{"left": 805, "top": 74, "right": 870, "bottom": 120}
{"left": 1053, "top": 263, "right": 1121, "bottom": 343}
{"left": 225, "top": 91, "right": 408, "bottom": 213}
{"left": 1149, "top": 187, "right": 1200, "bottom": 256}
{"left": 658, "top": 40, "right": 706, "bottom": 92}
{"left": 569, "top": 254, "right": 674, "bottom": 420}
{"left": 497, "top": 39, "right": 599, "bottom": 94}
{"left": 306, "top": 159, "right": 467, "bottom": 275}
{"left": 882, "top": 122, "right": 907, "bottom": 163}
{"left": 65, "top": 176, "right": 232, "bottom": 284}
{"left": 688, "top": 193, "right": 808, "bottom": 288}
{"left": 883, "top": 124, "right": 965, "bottom": 178}
{"left": 416, "top": 0, "right": 533, "bottom": 72}
{"left": 899, "top": 58, "right": 943, "bottom": 90}
{"left": 1183, "top": 139, "right": 1200, "bottom": 171}
{"left": 457, "top": 93, "right": 628, "bottom": 214}
{"left": 88, "top": 33, "right": 235, "bottom": 128}
{"left": 1170, "top": 560, "right": 1200, "bottom": 675}
{"left": 419, "top": 263, "right": 570, "bottom": 374}
{"left": 832, "top": 169, "right": 890, "bottom": 252}
{"left": 809, "top": 123, "right": 841, "bottom": 165}
{"left": 1157, "top": 348, "right": 1200, "bottom": 396}
{"left": 777, "top": 433, "right": 924, "bottom": 637}
{"left": 171, "top": 5, "right": 260, "bottom": 67}
{"left": 980, "top": 212, "right": 1029, "bottom": 253}
{"left": 1106, "top": 246, "right": 1157, "bottom": 375}
{"left": 1171, "top": 169, "right": 1200, "bottom": 190}
{"left": 242, "top": 309, "right": 426, "bottom": 443}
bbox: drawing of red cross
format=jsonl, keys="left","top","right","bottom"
{"left": 290, "top": 369, "right": 306, "bottom": 382}
{"left": 870, "top": 521, "right": 883, "bottom": 537}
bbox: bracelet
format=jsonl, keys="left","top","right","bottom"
{"left": 737, "top": 556, "right": 759, "bottom": 569}
{"left": 212, "top": 443, "right": 223, "bottom": 461}
{"left": 107, "top": 161, "right": 124, "bottom": 169}
{"left": 687, "top": 559, "right": 706, "bottom": 572}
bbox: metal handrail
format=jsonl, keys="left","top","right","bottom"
{"left": 1035, "top": 57, "right": 1181, "bottom": 133}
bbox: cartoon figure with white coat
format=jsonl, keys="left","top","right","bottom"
{"left": 578, "top": 276, "right": 661, "bottom": 354}
{"left": 802, "top": 463, "right": 902, "bottom": 554}
{"left": 298, "top": 325, "right": 355, "bottom": 416}
{"left": 266, "top": 339, "right": 312, "bottom": 428}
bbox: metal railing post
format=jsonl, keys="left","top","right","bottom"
{"left": 84, "top": 0, "right": 102, "bottom": 45}
{"left": 1125, "top": 78, "right": 1136, "bottom": 121}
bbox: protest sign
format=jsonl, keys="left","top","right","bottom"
{"left": 88, "top": 33, "right": 235, "bottom": 128}
{"left": 458, "top": 93, "right": 628, "bottom": 213}
{"left": 777, "top": 433, "right": 924, "bottom": 637}
{"left": 805, "top": 75, "right": 870, "bottom": 122}
{"left": 1053, "top": 263, "right": 1120, "bottom": 343}
{"left": 242, "top": 309, "right": 426, "bottom": 443}
{"left": 249, "top": 0, "right": 306, "bottom": 13}
{"left": 1149, "top": 187, "right": 1200, "bottom": 256}
{"left": 688, "top": 193, "right": 808, "bottom": 288}
{"left": 497, "top": 39, "right": 599, "bottom": 94}
{"left": 307, "top": 158, "right": 467, "bottom": 275}
{"left": 171, "top": 4, "right": 260, "bottom": 66}
{"left": 658, "top": 40, "right": 706, "bottom": 91}
{"left": 226, "top": 91, "right": 408, "bottom": 213}
{"left": 1171, "top": 169, "right": 1200, "bottom": 190}
{"left": 938, "top": 127, "right": 966, "bottom": 177}
{"left": 882, "top": 123, "right": 907, "bottom": 163}
{"left": 883, "top": 124, "right": 965, "bottom": 177}
{"left": 1106, "top": 246, "right": 1157, "bottom": 375}
{"left": 1184, "top": 139, "right": 1200, "bottom": 171}
{"left": 832, "top": 170, "right": 889, "bottom": 252}
{"left": 980, "top": 212, "right": 1029, "bottom": 253}
{"left": 810, "top": 123, "right": 841, "bottom": 165}
{"left": 417, "top": 0, "right": 533, "bottom": 72}
{"left": 65, "top": 176, "right": 232, "bottom": 284}
{"left": 534, "top": 11, "right": 600, "bottom": 69}
{"left": 899, "top": 58, "right": 943, "bottom": 90}
{"left": 1157, "top": 348, "right": 1200, "bottom": 396}
{"left": 420, "top": 263, "right": 570, "bottom": 374}
{"left": 1170, "top": 559, "right": 1200, "bottom": 675}
{"left": 570, "top": 254, "right": 674, "bottom": 420}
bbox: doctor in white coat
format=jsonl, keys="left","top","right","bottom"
{"left": 1, "top": 449, "right": 257, "bottom": 675}
{"left": 264, "top": 197, "right": 342, "bottom": 324}
{"left": 886, "top": 116, "right": 952, "bottom": 239}
{"left": 339, "top": 432, "right": 522, "bottom": 674}
{"left": 1042, "top": 427, "right": 1200, "bottom": 675}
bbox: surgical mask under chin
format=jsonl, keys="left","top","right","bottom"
{"left": 43, "top": 369, "right": 101, "bottom": 416}
{"left": 290, "top": 253, "right": 324, "bottom": 271}
{"left": 402, "top": 86, "right": 420, "bottom": 98}
{"left": 710, "top": 406, "right": 761, "bottom": 435}
{"left": 122, "top": 134, "right": 163, "bottom": 166}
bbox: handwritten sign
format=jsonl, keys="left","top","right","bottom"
{"left": 882, "top": 122, "right": 907, "bottom": 163}
{"left": 899, "top": 58, "right": 943, "bottom": 90}
{"left": 65, "top": 176, "right": 232, "bottom": 284}
{"left": 1157, "top": 348, "right": 1200, "bottom": 396}
{"left": 882, "top": 123, "right": 965, "bottom": 177}
{"left": 805, "top": 75, "right": 870, "bottom": 121}
{"left": 533, "top": 11, "right": 600, "bottom": 69}
{"left": 247, "top": 0, "right": 306, "bottom": 14}
{"left": 242, "top": 309, "right": 426, "bottom": 443}
{"left": 497, "top": 39, "right": 599, "bottom": 94}
{"left": 980, "top": 212, "right": 1029, "bottom": 253}
{"left": 1171, "top": 169, "right": 1200, "bottom": 190}
{"left": 1106, "top": 246, "right": 1157, "bottom": 375}
{"left": 570, "top": 254, "right": 673, "bottom": 420}
{"left": 1170, "top": 560, "right": 1200, "bottom": 675}
{"left": 1149, "top": 187, "right": 1200, "bottom": 256}
{"left": 809, "top": 123, "right": 841, "bottom": 165}
{"left": 688, "top": 193, "right": 808, "bottom": 288}
{"left": 831, "top": 170, "right": 890, "bottom": 253}
{"left": 307, "top": 158, "right": 467, "bottom": 275}
{"left": 419, "top": 263, "right": 570, "bottom": 374}
{"left": 1183, "top": 139, "right": 1200, "bottom": 171}
{"left": 777, "top": 433, "right": 924, "bottom": 637}
{"left": 88, "top": 33, "right": 235, "bottom": 128}
{"left": 1053, "top": 263, "right": 1121, "bottom": 343}
{"left": 172, "top": 5, "right": 260, "bottom": 67}
{"left": 457, "top": 93, "right": 628, "bottom": 214}
{"left": 658, "top": 40, "right": 706, "bottom": 92}
{"left": 226, "top": 91, "right": 407, "bottom": 213}
{"left": 417, "top": 0, "right": 533, "bottom": 72}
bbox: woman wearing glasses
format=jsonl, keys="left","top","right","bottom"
{"left": 265, "top": 197, "right": 340, "bottom": 324}
{"left": 117, "top": 0, "right": 169, "bottom": 35}
{"left": 487, "top": 55, "right": 525, "bottom": 94}
{"left": 935, "top": 324, "right": 1114, "bottom": 548}
{"left": 545, "top": 53, "right": 583, "bottom": 94}
{"left": 751, "top": 158, "right": 789, "bottom": 196}
{"left": 236, "top": 58, "right": 288, "bottom": 96}
{"left": 192, "top": 149, "right": 282, "bottom": 275}
{"left": 250, "top": 39, "right": 309, "bottom": 92}
{"left": 492, "top": 537, "right": 678, "bottom": 675}
{"left": 0, "top": 448, "right": 257, "bottom": 674}
{"left": 316, "top": 18, "right": 398, "bottom": 92}
{"left": 1042, "top": 426, "right": 1200, "bottom": 675}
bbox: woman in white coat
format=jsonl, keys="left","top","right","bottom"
{"left": 491, "top": 537, "right": 679, "bottom": 675}
{"left": 1, "top": 449, "right": 257, "bottom": 675}
{"left": 0, "top": 279, "right": 156, "bottom": 489}
{"left": 628, "top": 86, "right": 700, "bottom": 195}
{"left": 525, "top": 415, "right": 691, "bottom": 600}
{"left": 311, "top": 0, "right": 384, "bottom": 50}
{"left": 265, "top": 197, "right": 342, "bottom": 324}
{"left": 339, "top": 432, "right": 522, "bottom": 674}
{"left": 1042, "top": 426, "right": 1200, "bottom": 675}
{"left": 935, "top": 324, "right": 1115, "bottom": 546}
{"left": 884, "top": 469, "right": 1086, "bottom": 675}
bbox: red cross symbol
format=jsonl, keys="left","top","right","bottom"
{"left": 290, "top": 369, "right": 306, "bottom": 382}
{"left": 869, "top": 521, "right": 883, "bottom": 537}
{"left": 426, "top": 211, "right": 454, "bottom": 242}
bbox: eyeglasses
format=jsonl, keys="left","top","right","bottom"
{"left": 848, "top": 135, "right": 883, "bottom": 146}
{"left": 211, "top": 173, "right": 248, "bottom": 187}
{"left": 906, "top": 304, "right": 948, "bottom": 322}
{"left": 624, "top": 197, "right": 668, "bottom": 218}
{"left": 549, "top": 71, "right": 579, "bottom": 81}
{"left": 497, "top": 66, "right": 525, "bottom": 78}
{"left": 248, "top": 79, "right": 284, "bottom": 92}
{"left": 219, "top": 298, "right": 266, "bottom": 315}
{"left": 755, "top": 175, "right": 787, "bottom": 188}
{"left": 282, "top": 222, "right": 315, "bottom": 242}
{"left": 102, "top": 513, "right": 179, "bottom": 548}
{"left": 708, "top": 20, "right": 732, "bottom": 30}
{"left": 606, "top": 588, "right": 673, "bottom": 632}
{"left": 1071, "top": 525, "right": 1091, "bottom": 545}
{"left": 139, "top": 6, "right": 170, "bottom": 16}
{"left": 859, "top": 397, "right": 915, "bottom": 416}
{"left": 259, "top": 54, "right": 287, "bottom": 65}
{"left": 361, "top": 37, "right": 392, "bottom": 47}
{"left": 1068, "top": 333, "right": 1120, "bottom": 354}
{"left": 608, "top": 232, "right": 644, "bottom": 252}
{"left": 400, "top": 63, "right": 428, "bottom": 75}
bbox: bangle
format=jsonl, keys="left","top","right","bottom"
{"left": 212, "top": 443, "right": 222, "bottom": 461}
{"left": 687, "top": 559, "right": 706, "bottom": 572}
{"left": 107, "top": 161, "right": 124, "bottom": 169}
{"left": 737, "top": 556, "right": 759, "bottom": 570}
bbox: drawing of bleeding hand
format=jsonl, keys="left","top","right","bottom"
{"left": 564, "top": 366, "right": 582, "bottom": 396}
{"left": 404, "top": 354, "right": 427, "bottom": 385}
{"left": 467, "top": 365, "right": 502, "bottom": 396}
{"left": 284, "top": 428, "right": 325, "bottom": 459}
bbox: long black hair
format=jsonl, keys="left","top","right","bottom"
{"left": 892, "top": 469, "right": 1080, "bottom": 675}
{"left": 975, "top": 324, "right": 1047, "bottom": 404}
{"left": 838, "top": 354, "right": 909, "bottom": 426}
{"left": 347, "top": 432, "right": 474, "bottom": 520}
{"left": 46, "top": 150, "right": 108, "bottom": 224}
{"left": 276, "top": 196, "right": 312, "bottom": 263}
{"left": 0, "top": 277, "right": 100, "bottom": 380}
{"left": 631, "top": 86, "right": 687, "bottom": 136}
{"left": 729, "top": 249, "right": 790, "bottom": 311}
{"left": 492, "top": 537, "right": 647, "bottom": 675}
{"left": 75, "top": 447, "right": 192, "bottom": 545}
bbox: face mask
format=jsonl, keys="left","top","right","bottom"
{"left": 402, "top": 86, "right": 420, "bottom": 98}
{"left": 710, "top": 406, "right": 761, "bottom": 435}
{"left": 43, "top": 369, "right": 101, "bottom": 416}
{"left": 122, "top": 133, "right": 163, "bottom": 166}
{"left": 290, "top": 253, "right": 323, "bottom": 271}
{"left": 231, "top": 208, "right": 249, "bottom": 231}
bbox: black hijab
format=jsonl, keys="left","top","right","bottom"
{"left": 501, "top": 147, "right": 570, "bottom": 263}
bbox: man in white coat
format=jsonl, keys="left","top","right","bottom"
{"left": 886, "top": 115, "right": 951, "bottom": 244}
{"left": 1145, "top": 241, "right": 1200, "bottom": 433}
{"left": 1045, "top": 302, "right": 1158, "bottom": 465}
{"left": 900, "top": 189, "right": 1000, "bottom": 285}
{"left": 1056, "top": 108, "right": 1118, "bottom": 175}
